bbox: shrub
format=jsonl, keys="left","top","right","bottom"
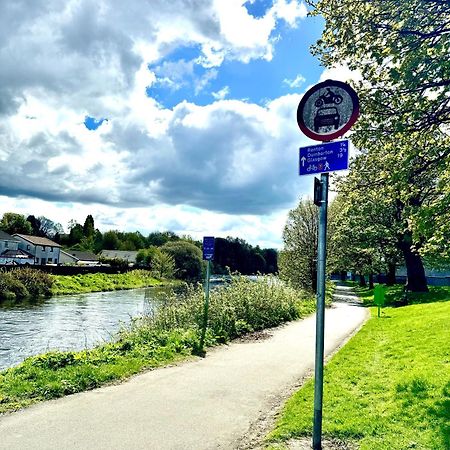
{"left": 0, "top": 268, "right": 52, "bottom": 302}
{"left": 161, "top": 241, "right": 203, "bottom": 281}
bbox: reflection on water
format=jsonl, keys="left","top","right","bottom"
{"left": 0, "top": 287, "right": 173, "bottom": 371}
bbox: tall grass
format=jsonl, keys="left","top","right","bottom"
{"left": 0, "top": 275, "right": 315, "bottom": 413}
{"left": 129, "top": 275, "right": 316, "bottom": 345}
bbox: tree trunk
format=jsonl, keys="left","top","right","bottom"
{"left": 400, "top": 238, "right": 428, "bottom": 292}
{"left": 359, "top": 273, "right": 366, "bottom": 287}
{"left": 386, "top": 262, "right": 396, "bottom": 286}
{"left": 368, "top": 272, "right": 374, "bottom": 289}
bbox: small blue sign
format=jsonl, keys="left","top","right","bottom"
{"left": 299, "top": 140, "right": 349, "bottom": 176}
{"left": 202, "top": 236, "right": 215, "bottom": 261}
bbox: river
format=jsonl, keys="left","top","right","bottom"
{"left": 0, "top": 287, "right": 170, "bottom": 371}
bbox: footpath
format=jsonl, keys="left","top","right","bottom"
{"left": 0, "top": 284, "right": 367, "bottom": 450}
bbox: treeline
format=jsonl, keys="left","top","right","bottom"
{"left": 0, "top": 213, "right": 278, "bottom": 279}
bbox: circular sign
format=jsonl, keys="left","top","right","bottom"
{"left": 297, "top": 79, "right": 359, "bottom": 141}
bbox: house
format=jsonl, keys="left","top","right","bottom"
{"left": 59, "top": 250, "right": 99, "bottom": 266}
{"left": 13, "top": 234, "right": 62, "bottom": 265}
{"left": 0, "top": 230, "right": 20, "bottom": 255}
{"left": 100, "top": 250, "right": 138, "bottom": 265}
{"left": 0, "top": 231, "right": 34, "bottom": 265}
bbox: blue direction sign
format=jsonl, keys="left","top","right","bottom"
{"left": 299, "top": 140, "right": 349, "bottom": 176}
{"left": 202, "top": 236, "right": 215, "bottom": 261}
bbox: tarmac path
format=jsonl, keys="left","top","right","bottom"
{"left": 0, "top": 285, "right": 367, "bottom": 450}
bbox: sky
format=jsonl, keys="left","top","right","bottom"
{"left": 0, "top": 0, "right": 353, "bottom": 249}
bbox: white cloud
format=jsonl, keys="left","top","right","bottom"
{"left": 212, "top": 86, "right": 230, "bottom": 100}
{"left": 0, "top": 0, "right": 311, "bottom": 247}
{"left": 283, "top": 74, "right": 306, "bottom": 89}
{"left": 319, "top": 65, "right": 363, "bottom": 84}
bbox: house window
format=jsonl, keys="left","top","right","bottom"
{"left": 27, "top": 244, "right": 31, "bottom": 250}
{"left": 50, "top": 247, "right": 53, "bottom": 252}
{"left": 47, "top": 258, "right": 52, "bottom": 264}
{"left": 42, "top": 246, "right": 45, "bottom": 251}
{"left": 4, "top": 241, "right": 8, "bottom": 248}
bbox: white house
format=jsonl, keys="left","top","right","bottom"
{"left": 0, "top": 230, "right": 20, "bottom": 255}
{"left": 13, "top": 234, "right": 62, "bottom": 265}
{"left": 0, "top": 231, "right": 34, "bottom": 265}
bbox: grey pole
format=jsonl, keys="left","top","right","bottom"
{"left": 312, "top": 172, "right": 329, "bottom": 450}
{"left": 199, "top": 259, "right": 211, "bottom": 354}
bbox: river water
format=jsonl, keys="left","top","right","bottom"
{"left": 0, "top": 288, "right": 169, "bottom": 371}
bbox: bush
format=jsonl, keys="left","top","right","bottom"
{"left": 0, "top": 268, "right": 52, "bottom": 302}
{"left": 161, "top": 241, "right": 203, "bottom": 281}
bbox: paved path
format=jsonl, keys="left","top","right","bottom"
{"left": 0, "top": 286, "right": 367, "bottom": 450}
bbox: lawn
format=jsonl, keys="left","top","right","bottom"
{"left": 267, "top": 286, "right": 450, "bottom": 450}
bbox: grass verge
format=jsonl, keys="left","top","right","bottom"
{"left": 267, "top": 287, "right": 450, "bottom": 450}
{"left": 0, "top": 275, "right": 315, "bottom": 414}
{"left": 50, "top": 270, "right": 162, "bottom": 295}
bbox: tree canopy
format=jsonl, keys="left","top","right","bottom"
{"left": 307, "top": 0, "right": 450, "bottom": 291}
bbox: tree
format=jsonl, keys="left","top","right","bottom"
{"left": 308, "top": 0, "right": 450, "bottom": 291}
{"left": 102, "top": 230, "right": 120, "bottom": 250}
{"left": 328, "top": 187, "right": 401, "bottom": 287}
{"left": 0, "top": 213, "right": 32, "bottom": 235}
{"left": 83, "top": 215, "right": 95, "bottom": 238}
{"left": 308, "top": 0, "right": 450, "bottom": 133}
{"left": 68, "top": 222, "right": 84, "bottom": 247}
{"left": 279, "top": 200, "right": 318, "bottom": 291}
{"left": 161, "top": 240, "right": 203, "bottom": 281}
{"left": 151, "top": 249, "right": 175, "bottom": 279}
{"left": 136, "top": 247, "right": 158, "bottom": 267}
{"left": 147, "top": 231, "right": 180, "bottom": 247}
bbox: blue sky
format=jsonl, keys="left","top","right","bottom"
{"left": 0, "top": 1, "right": 348, "bottom": 249}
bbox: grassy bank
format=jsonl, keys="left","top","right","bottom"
{"left": 0, "top": 275, "right": 316, "bottom": 414}
{"left": 267, "top": 286, "right": 450, "bottom": 450}
{"left": 51, "top": 270, "right": 162, "bottom": 295}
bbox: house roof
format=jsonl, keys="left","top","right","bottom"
{"left": 0, "top": 248, "right": 34, "bottom": 259}
{"left": 65, "top": 250, "right": 99, "bottom": 261}
{"left": 100, "top": 250, "right": 138, "bottom": 262}
{"left": 0, "top": 230, "right": 20, "bottom": 242}
{"left": 13, "top": 234, "right": 62, "bottom": 247}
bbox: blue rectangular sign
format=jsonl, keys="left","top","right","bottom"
{"left": 202, "top": 236, "right": 215, "bottom": 261}
{"left": 299, "top": 140, "right": 349, "bottom": 176}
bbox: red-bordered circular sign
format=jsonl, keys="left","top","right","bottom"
{"left": 297, "top": 79, "right": 359, "bottom": 141}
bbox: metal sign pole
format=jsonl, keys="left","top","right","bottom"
{"left": 199, "top": 258, "right": 211, "bottom": 354}
{"left": 312, "top": 172, "right": 329, "bottom": 450}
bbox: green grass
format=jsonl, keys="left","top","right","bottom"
{"left": 0, "top": 275, "right": 316, "bottom": 414}
{"left": 51, "top": 270, "right": 163, "bottom": 295}
{"left": 267, "top": 288, "right": 450, "bottom": 449}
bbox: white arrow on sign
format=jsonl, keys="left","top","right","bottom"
{"left": 301, "top": 156, "right": 307, "bottom": 167}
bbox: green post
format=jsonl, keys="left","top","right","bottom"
{"left": 374, "top": 284, "right": 385, "bottom": 318}
{"left": 199, "top": 259, "right": 211, "bottom": 354}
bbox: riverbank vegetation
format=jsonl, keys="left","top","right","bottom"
{"left": 51, "top": 270, "right": 162, "bottom": 296}
{"left": 0, "top": 269, "right": 162, "bottom": 301}
{"left": 0, "top": 268, "right": 53, "bottom": 301}
{"left": 0, "top": 275, "right": 319, "bottom": 413}
{"left": 267, "top": 286, "right": 450, "bottom": 450}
